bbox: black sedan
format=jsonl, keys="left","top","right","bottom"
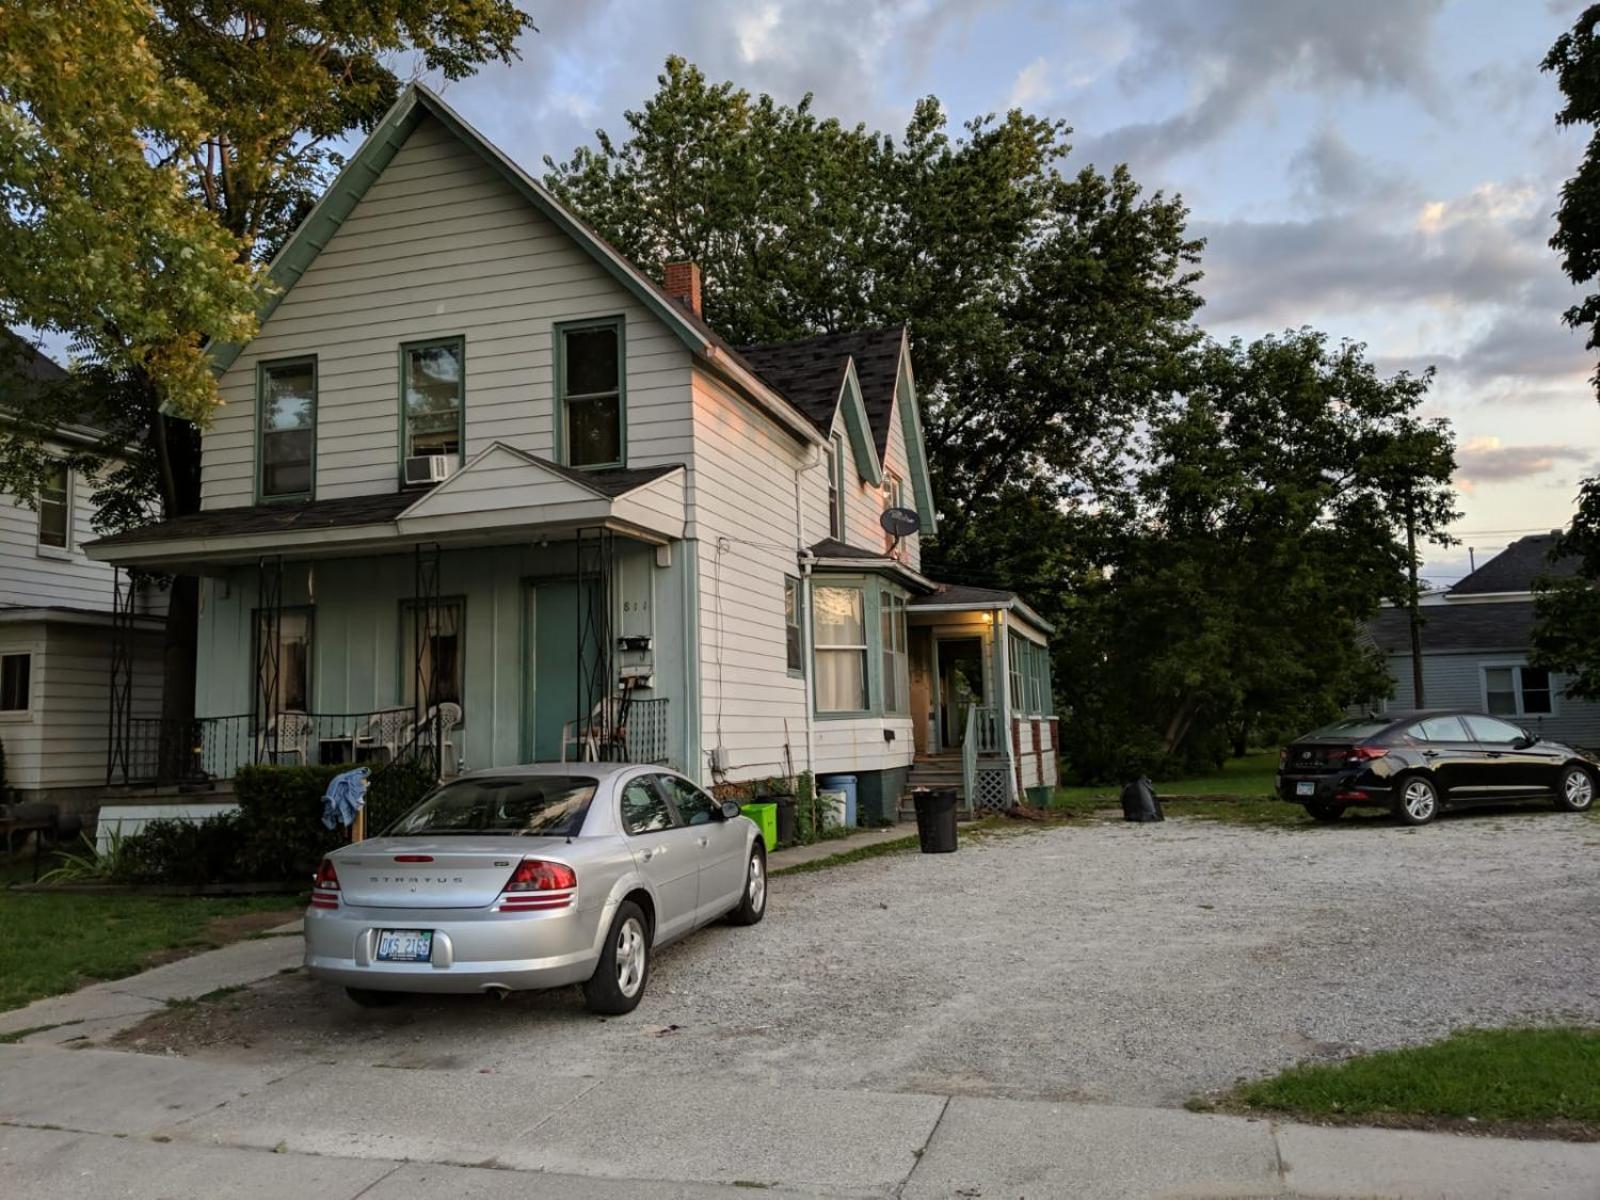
{"left": 1276, "top": 710, "right": 1598, "bottom": 825}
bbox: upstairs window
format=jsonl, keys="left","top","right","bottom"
{"left": 37, "top": 464, "right": 68, "bottom": 550}
{"left": 784, "top": 576, "right": 803, "bottom": 675}
{"left": 402, "top": 339, "right": 465, "bottom": 464}
{"left": 882, "top": 472, "right": 903, "bottom": 549}
{"left": 828, "top": 432, "right": 845, "bottom": 540}
{"left": 259, "top": 359, "right": 316, "bottom": 500}
{"left": 559, "top": 319, "right": 623, "bottom": 468}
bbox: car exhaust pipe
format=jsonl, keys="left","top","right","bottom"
{"left": 484, "top": 985, "right": 511, "bottom": 1001}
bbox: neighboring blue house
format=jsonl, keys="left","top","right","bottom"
{"left": 1368, "top": 533, "right": 1600, "bottom": 748}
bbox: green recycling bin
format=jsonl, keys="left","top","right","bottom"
{"left": 740, "top": 802, "right": 777, "bottom": 852}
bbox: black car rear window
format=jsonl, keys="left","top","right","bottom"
{"left": 385, "top": 776, "right": 597, "bottom": 837}
{"left": 1305, "top": 719, "right": 1392, "bottom": 740}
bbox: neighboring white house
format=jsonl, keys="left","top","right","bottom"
{"left": 85, "top": 84, "right": 1058, "bottom": 819}
{"left": 1, "top": 340, "right": 165, "bottom": 811}
{"left": 1369, "top": 532, "right": 1600, "bottom": 749}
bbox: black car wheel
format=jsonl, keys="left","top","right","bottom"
{"left": 1305, "top": 801, "right": 1343, "bottom": 823}
{"left": 1392, "top": 775, "right": 1440, "bottom": 826}
{"left": 1555, "top": 765, "right": 1596, "bottom": 813}
{"left": 583, "top": 900, "right": 650, "bottom": 1015}
{"left": 727, "top": 845, "right": 767, "bottom": 926}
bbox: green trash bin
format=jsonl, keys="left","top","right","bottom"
{"left": 739, "top": 802, "right": 777, "bottom": 852}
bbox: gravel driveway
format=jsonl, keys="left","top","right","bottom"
{"left": 117, "top": 812, "right": 1600, "bottom": 1108}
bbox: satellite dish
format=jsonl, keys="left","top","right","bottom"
{"left": 880, "top": 507, "right": 921, "bottom": 538}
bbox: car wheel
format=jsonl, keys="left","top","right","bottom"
{"left": 345, "top": 987, "right": 403, "bottom": 1008}
{"left": 1305, "top": 801, "right": 1343, "bottom": 823}
{"left": 1392, "top": 775, "right": 1440, "bottom": 826}
{"left": 728, "top": 845, "right": 768, "bottom": 926}
{"left": 1555, "top": 765, "right": 1596, "bottom": 813}
{"left": 583, "top": 900, "right": 650, "bottom": 1015}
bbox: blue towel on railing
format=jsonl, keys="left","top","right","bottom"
{"left": 322, "top": 767, "right": 371, "bottom": 830}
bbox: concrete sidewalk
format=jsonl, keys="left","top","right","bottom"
{"left": 3, "top": 1042, "right": 1596, "bottom": 1199}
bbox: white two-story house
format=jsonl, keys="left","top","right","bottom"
{"left": 86, "top": 85, "right": 1058, "bottom": 818}
{"left": 2, "top": 338, "right": 165, "bottom": 811}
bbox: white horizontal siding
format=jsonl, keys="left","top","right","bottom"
{"left": 204, "top": 114, "right": 693, "bottom": 509}
{"left": 1, "top": 466, "right": 118, "bottom": 610}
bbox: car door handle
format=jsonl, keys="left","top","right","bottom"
{"left": 1422, "top": 750, "right": 1440, "bottom": 758}
{"left": 641, "top": 847, "right": 660, "bottom": 861}
{"left": 1486, "top": 752, "right": 1503, "bottom": 759}
{"left": 696, "top": 836, "right": 709, "bottom": 847}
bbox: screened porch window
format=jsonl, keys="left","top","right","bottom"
{"left": 259, "top": 359, "right": 316, "bottom": 499}
{"left": 403, "top": 600, "right": 465, "bottom": 718}
{"left": 560, "top": 320, "right": 623, "bottom": 468}
{"left": 1008, "top": 632, "right": 1024, "bottom": 712}
{"left": 37, "top": 464, "right": 68, "bottom": 549}
{"left": 255, "top": 610, "right": 312, "bottom": 727}
{"left": 814, "top": 585, "right": 867, "bottom": 712}
{"left": 402, "top": 339, "right": 464, "bottom": 462}
{"left": 881, "top": 591, "right": 908, "bottom": 713}
{"left": 1484, "top": 664, "right": 1553, "bottom": 717}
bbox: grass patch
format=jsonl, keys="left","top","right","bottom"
{"left": 1051, "top": 751, "right": 1310, "bottom": 826}
{"left": 1225, "top": 1027, "right": 1600, "bottom": 1132}
{"left": 772, "top": 834, "right": 920, "bottom": 876}
{"left": 1, "top": 852, "right": 300, "bottom": 1012}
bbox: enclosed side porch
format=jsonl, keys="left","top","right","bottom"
{"left": 906, "top": 585, "right": 1059, "bottom": 813}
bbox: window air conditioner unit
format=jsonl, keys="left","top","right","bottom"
{"left": 404, "top": 454, "right": 455, "bottom": 486}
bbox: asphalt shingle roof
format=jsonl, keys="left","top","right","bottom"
{"left": 909, "top": 584, "right": 1018, "bottom": 608}
{"left": 1449, "top": 533, "right": 1581, "bottom": 596}
{"left": 1367, "top": 601, "right": 1538, "bottom": 654}
{"left": 739, "top": 328, "right": 904, "bottom": 453}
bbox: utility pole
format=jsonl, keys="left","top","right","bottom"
{"left": 1405, "top": 490, "right": 1425, "bottom": 708}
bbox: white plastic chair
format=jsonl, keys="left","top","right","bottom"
{"left": 406, "top": 702, "right": 462, "bottom": 776}
{"left": 561, "top": 697, "right": 628, "bottom": 762}
{"left": 354, "top": 707, "right": 410, "bottom": 764}
{"left": 260, "top": 711, "right": 312, "bottom": 765}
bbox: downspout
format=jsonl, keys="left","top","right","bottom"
{"left": 796, "top": 456, "right": 819, "bottom": 779}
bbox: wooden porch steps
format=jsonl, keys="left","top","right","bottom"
{"left": 901, "top": 753, "right": 966, "bottom": 820}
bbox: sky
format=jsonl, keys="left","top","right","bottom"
{"left": 425, "top": 2, "right": 1594, "bottom": 586}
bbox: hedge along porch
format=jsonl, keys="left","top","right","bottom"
{"left": 88, "top": 446, "right": 696, "bottom": 785}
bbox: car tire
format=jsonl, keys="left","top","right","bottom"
{"left": 1305, "top": 801, "right": 1343, "bottom": 823}
{"left": 727, "top": 844, "right": 768, "bottom": 926}
{"left": 583, "top": 900, "right": 650, "bottom": 1016}
{"left": 345, "top": 987, "right": 403, "bottom": 1008}
{"left": 1554, "top": 764, "right": 1596, "bottom": 813}
{"left": 1392, "top": 775, "right": 1441, "bottom": 826}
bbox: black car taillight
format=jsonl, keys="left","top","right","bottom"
{"left": 1347, "top": 746, "right": 1388, "bottom": 764}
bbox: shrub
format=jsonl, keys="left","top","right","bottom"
{"left": 122, "top": 813, "right": 250, "bottom": 886}
{"left": 232, "top": 763, "right": 347, "bottom": 883}
{"left": 366, "top": 756, "right": 438, "bottom": 833}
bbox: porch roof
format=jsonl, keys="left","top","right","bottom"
{"left": 909, "top": 583, "right": 1055, "bottom": 635}
{"left": 85, "top": 445, "right": 687, "bottom": 570}
{"left": 805, "top": 538, "right": 937, "bottom": 594}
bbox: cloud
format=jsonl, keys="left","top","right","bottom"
{"left": 1454, "top": 435, "right": 1588, "bottom": 493}
{"left": 1008, "top": 57, "right": 1050, "bottom": 108}
{"left": 1288, "top": 128, "right": 1416, "bottom": 212}
{"left": 1080, "top": 0, "right": 1447, "bottom": 168}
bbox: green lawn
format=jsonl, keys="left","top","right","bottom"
{"left": 1222, "top": 1027, "right": 1600, "bottom": 1129}
{"left": 1, "top": 856, "right": 301, "bottom": 1013}
{"left": 1051, "top": 751, "right": 1309, "bottom": 826}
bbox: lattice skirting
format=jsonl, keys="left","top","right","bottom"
{"left": 973, "top": 763, "right": 1014, "bottom": 813}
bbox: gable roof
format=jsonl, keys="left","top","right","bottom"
{"left": 0, "top": 331, "right": 105, "bottom": 440}
{"left": 204, "top": 84, "right": 822, "bottom": 449}
{"left": 1369, "top": 600, "right": 1537, "bottom": 654}
{"left": 739, "top": 328, "right": 904, "bottom": 454}
{"left": 1449, "top": 533, "right": 1581, "bottom": 597}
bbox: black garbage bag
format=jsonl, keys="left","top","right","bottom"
{"left": 1119, "top": 777, "right": 1164, "bottom": 822}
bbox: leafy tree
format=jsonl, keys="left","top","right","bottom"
{"left": 1534, "top": 10, "right": 1600, "bottom": 693}
{"left": 545, "top": 55, "right": 1204, "bottom": 609}
{"left": 1060, "top": 332, "right": 1456, "bottom": 778}
{"left": 0, "top": 0, "right": 531, "bottom": 729}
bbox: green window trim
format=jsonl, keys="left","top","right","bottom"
{"left": 812, "top": 575, "right": 912, "bottom": 719}
{"left": 553, "top": 315, "right": 627, "bottom": 470}
{"left": 398, "top": 335, "right": 467, "bottom": 475}
{"left": 255, "top": 355, "right": 318, "bottom": 504}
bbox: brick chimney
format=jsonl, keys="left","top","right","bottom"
{"left": 663, "top": 261, "right": 702, "bottom": 317}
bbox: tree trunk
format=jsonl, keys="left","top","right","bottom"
{"left": 156, "top": 410, "right": 204, "bottom": 778}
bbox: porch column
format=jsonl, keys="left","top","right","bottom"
{"left": 994, "top": 610, "right": 1017, "bottom": 798}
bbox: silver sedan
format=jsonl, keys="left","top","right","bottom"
{"left": 304, "top": 763, "right": 767, "bottom": 1014}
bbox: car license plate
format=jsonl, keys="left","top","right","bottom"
{"left": 1296, "top": 781, "right": 1316, "bottom": 797}
{"left": 376, "top": 929, "right": 432, "bottom": 963}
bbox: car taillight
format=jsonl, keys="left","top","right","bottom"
{"left": 497, "top": 858, "right": 576, "bottom": 912}
{"left": 1278, "top": 748, "right": 1288, "bottom": 768}
{"left": 310, "top": 857, "right": 340, "bottom": 910}
{"left": 1347, "top": 746, "right": 1388, "bottom": 763}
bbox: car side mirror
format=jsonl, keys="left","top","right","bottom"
{"left": 1513, "top": 732, "right": 1536, "bottom": 750}
{"left": 719, "top": 799, "right": 743, "bottom": 820}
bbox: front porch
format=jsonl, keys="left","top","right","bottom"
{"left": 906, "top": 586, "right": 1059, "bottom": 814}
{"left": 86, "top": 447, "right": 696, "bottom": 790}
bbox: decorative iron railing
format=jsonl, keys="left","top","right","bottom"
{"left": 623, "top": 698, "right": 670, "bottom": 765}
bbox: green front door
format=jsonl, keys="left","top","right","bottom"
{"left": 527, "top": 580, "right": 600, "bottom": 761}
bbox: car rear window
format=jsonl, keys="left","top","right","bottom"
{"left": 385, "top": 776, "right": 597, "bottom": 837}
{"left": 1304, "top": 719, "right": 1392, "bottom": 740}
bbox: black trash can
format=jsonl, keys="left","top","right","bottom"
{"left": 912, "top": 787, "right": 959, "bottom": 853}
{"left": 771, "top": 794, "right": 798, "bottom": 846}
